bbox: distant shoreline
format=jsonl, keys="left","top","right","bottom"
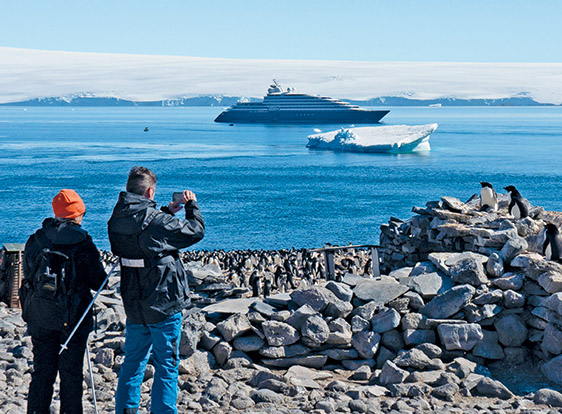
{"left": 1, "top": 96, "right": 558, "bottom": 107}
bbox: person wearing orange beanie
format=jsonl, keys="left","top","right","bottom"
{"left": 51, "top": 189, "right": 86, "bottom": 221}
{"left": 21, "top": 189, "right": 107, "bottom": 414}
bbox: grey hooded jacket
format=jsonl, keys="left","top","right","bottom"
{"left": 107, "top": 192, "right": 205, "bottom": 324}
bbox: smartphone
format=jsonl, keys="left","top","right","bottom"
{"left": 172, "top": 192, "right": 183, "bottom": 203}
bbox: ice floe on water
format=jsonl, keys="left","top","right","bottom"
{"left": 306, "top": 123, "right": 438, "bottom": 154}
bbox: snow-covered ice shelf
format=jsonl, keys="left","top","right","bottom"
{"left": 306, "top": 123, "right": 438, "bottom": 154}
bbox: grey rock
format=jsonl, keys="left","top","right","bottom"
{"left": 216, "top": 313, "right": 252, "bottom": 342}
{"left": 352, "top": 331, "right": 381, "bottom": 359}
{"left": 538, "top": 270, "right": 562, "bottom": 294}
{"left": 325, "top": 281, "right": 353, "bottom": 302}
{"left": 415, "top": 343, "right": 443, "bottom": 359}
{"left": 475, "top": 377, "right": 514, "bottom": 400}
{"left": 251, "top": 388, "right": 285, "bottom": 404}
{"left": 486, "top": 252, "right": 504, "bottom": 278}
{"left": 262, "top": 355, "right": 327, "bottom": 369}
{"left": 542, "top": 324, "right": 562, "bottom": 356}
{"left": 178, "top": 350, "right": 213, "bottom": 376}
{"left": 321, "top": 348, "right": 359, "bottom": 361}
{"left": 432, "top": 383, "right": 460, "bottom": 401}
{"left": 232, "top": 335, "right": 265, "bottom": 352}
{"left": 408, "top": 272, "right": 454, "bottom": 299}
{"left": 202, "top": 298, "right": 258, "bottom": 315}
{"left": 285, "top": 304, "right": 317, "bottom": 330}
{"left": 403, "top": 291, "right": 425, "bottom": 310}
{"left": 290, "top": 286, "right": 339, "bottom": 312}
{"left": 371, "top": 308, "right": 401, "bottom": 333}
{"left": 251, "top": 301, "right": 278, "bottom": 317}
{"left": 503, "top": 289, "right": 525, "bottom": 308}
{"left": 534, "top": 388, "right": 562, "bottom": 407}
{"left": 473, "top": 289, "right": 504, "bottom": 305}
{"left": 472, "top": 330, "right": 505, "bottom": 360}
{"left": 350, "top": 315, "right": 370, "bottom": 333}
{"left": 199, "top": 330, "right": 221, "bottom": 351}
{"left": 437, "top": 323, "right": 483, "bottom": 351}
{"left": 421, "top": 284, "right": 475, "bottom": 319}
{"left": 448, "top": 257, "right": 489, "bottom": 286}
{"left": 324, "top": 299, "right": 353, "bottom": 319}
{"left": 262, "top": 320, "right": 300, "bottom": 347}
{"left": 543, "top": 355, "right": 562, "bottom": 385}
{"left": 264, "top": 292, "right": 292, "bottom": 308}
{"left": 375, "top": 346, "right": 397, "bottom": 369}
{"left": 381, "top": 329, "right": 405, "bottom": 352}
{"left": 213, "top": 341, "right": 232, "bottom": 366}
{"left": 493, "top": 272, "right": 524, "bottom": 291}
{"left": 394, "top": 348, "right": 432, "bottom": 370}
{"left": 429, "top": 251, "right": 488, "bottom": 274}
{"left": 402, "top": 329, "right": 436, "bottom": 346}
{"left": 351, "top": 301, "right": 380, "bottom": 321}
{"left": 500, "top": 236, "right": 528, "bottom": 262}
{"left": 447, "top": 357, "right": 476, "bottom": 379}
{"left": 494, "top": 314, "right": 527, "bottom": 346}
{"left": 352, "top": 279, "right": 409, "bottom": 306}
{"left": 349, "top": 365, "right": 372, "bottom": 381}
{"left": 379, "top": 360, "right": 409, "bottom": 385}
{"left": 302, "top": 315, "right": 330, "bottom": 344}
{"left": 401, "top": 312, "right": 425, "bottom": 330}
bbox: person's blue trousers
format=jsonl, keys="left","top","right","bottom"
{"left": 115, "top": 312, "right": 182, "bottom": 414}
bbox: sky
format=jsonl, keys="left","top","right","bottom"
{"left": 2, "top": 0, "right": 562, "bottom": 62}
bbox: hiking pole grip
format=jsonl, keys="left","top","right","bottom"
{"left": 59, "top": 261, "right": 119, "bottom": 355}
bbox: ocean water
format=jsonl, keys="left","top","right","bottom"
{"left": 1, "top": 106, "right": 561, "bottom": 251}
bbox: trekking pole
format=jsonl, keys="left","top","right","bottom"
{"left": 59, "top": 261, "right": 119, "bottom": 355}
{"left": 86, "top": 342, "right": 99, "bottom": 414}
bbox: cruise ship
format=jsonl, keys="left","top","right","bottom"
{"left": 214, "top": 81, "right": 389, "bottom": 124}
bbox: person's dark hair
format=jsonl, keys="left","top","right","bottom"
{"left": 126, "top": 166, "right": 157, "bottom": 195}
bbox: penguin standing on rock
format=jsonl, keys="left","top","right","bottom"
{"left": 504, "top": 185, "right": 529, "bottom": 219}
{"left": 543, "top": 223, "right": 562, "bottom": 262}
{"left": 479, "top": 181, "right": 498, "bottom": 211}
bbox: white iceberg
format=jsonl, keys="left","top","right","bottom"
{"left": 306, "top": 123, "right": 438, "bottom": 154}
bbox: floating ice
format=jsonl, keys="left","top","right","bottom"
{"left": 306, "top": 123, "right": 438, "bottom": 153}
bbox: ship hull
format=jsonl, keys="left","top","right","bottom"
{"left": 215, "top": 109, "right": 389, "bottom": 124}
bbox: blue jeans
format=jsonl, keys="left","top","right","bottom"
{"left": 115, "top": 312, "right": 182, "bottom": 414}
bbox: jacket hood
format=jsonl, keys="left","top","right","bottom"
{"left": 108, "top": 192, "right": 158, "bottom": 235}
{"left": 41, "top": 217, "right": 88, "bottom": 245}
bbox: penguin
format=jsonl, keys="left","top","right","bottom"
{"left": 504, "top": 185, "right": 529, "bottom": 219}
{"left": 543, "top": 223, "right": 562, "bottom": 262}
{"left": 479, "top": 181, "right": 498, "bottom": 211}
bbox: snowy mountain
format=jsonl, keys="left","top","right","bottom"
{"left": 1, "top": 47, "right": 561, "bottom": 105}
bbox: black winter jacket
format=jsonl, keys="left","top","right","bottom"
{"left": 107, "top": 192, "right": 205, "bottom": 325}
{"left": 22, "top": 218, "right": 108, "bottom": 336}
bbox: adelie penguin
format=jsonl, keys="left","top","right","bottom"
{"left": 504, "top": 185, "right": 529, "bottom": 219}
{"left": 479, "top": 181, "right": 498, "bottom": 211}
{"left": 543, "top": 223, "right": 562, "bottom": 262}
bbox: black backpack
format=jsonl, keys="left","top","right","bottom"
{"left": 20, "top": 239, "right": 82, "bottom": 332}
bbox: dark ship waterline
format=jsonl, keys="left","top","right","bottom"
{"left": 214, "top": 81, "right": 389, "bottom": 124}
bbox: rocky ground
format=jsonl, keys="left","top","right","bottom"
{"left": 3, "top": 192, "right": 562, "bottom": 413}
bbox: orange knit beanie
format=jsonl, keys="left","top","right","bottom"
{"left": 52, "top": 189, "right": 86, "bottom": 219}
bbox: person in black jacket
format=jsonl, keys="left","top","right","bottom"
{"left": 108, "top": 166, "right": 204, "bottom": 414}
{"left": 23, "top": 189, "right": 107, "bottom": 414}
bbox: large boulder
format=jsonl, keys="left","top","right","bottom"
{"left": 437, "top": 323, "right": 483, "bottom": 351}
{"left": 371, "top": 308, "right": 401, "bottom": 333}
{"left": 262, "top": 321, "right": 300, "bottom": 347}
{"left": 420, "top": 284, "right": 475, "bottom": 319}
{"left": 352, "top": 279, "right": 409, "bottom": 306}
{"left": 216, "top": 313, "right": 252, "bottom": 342}
{"left": 290, "top": 286, "right": 340, "bottom": 313}
{"left": 494, "top": 315, "right": 527, "bottom": 347}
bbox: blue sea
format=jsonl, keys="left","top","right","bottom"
{"left": 1, "top": 106, "right": 561, "bottom": 251}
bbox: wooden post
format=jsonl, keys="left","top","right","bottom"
{"left": 8, "top": 251, "right": 23, "bottom": 308}
{"left": 371, "top": 247, "right": 380, "bottom": 278}
{"left": 323, "top": 251, "right": 336, "bottom": 280}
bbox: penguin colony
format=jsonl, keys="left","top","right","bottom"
{"left": 180, "top": 248, "right": 375, "bottom": 299}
